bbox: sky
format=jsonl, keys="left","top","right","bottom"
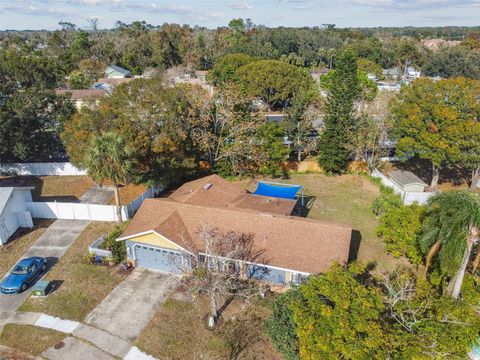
{"left": 0, "top": 0, "right": 479, "bottom": 30}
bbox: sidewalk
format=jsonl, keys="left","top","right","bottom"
{"left": 4, "top": 311, "right": 156, "bottom": 360}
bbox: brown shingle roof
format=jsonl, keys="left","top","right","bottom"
{"left": 55, "top": 89, "right": 107, "bottom": 100}
{"left": 119, "top": 198, "right": 352, "bottom": 274}
{"left": 169, "top": 174, "right": 297, "bottom": 216}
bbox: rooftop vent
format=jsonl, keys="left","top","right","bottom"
{"left": 203, "top": 183, "right": 213, "bottom": 190}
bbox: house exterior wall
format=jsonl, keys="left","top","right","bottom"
{"left": 125, "top": 232, "right": 181, "bottom": 250}
{"left": 0, "top": 190, "right": 33, "bottom": 245}
{"left": 402, "top": 183, "right": 425, "bottom": 193}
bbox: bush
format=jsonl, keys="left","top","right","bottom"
{"left": 371, "top": 185, "right": 402, "bottom": 216}
{"left": 100, "top": 223, "right": 128, "bottom": 264}
{"left": 264, "top": 289, "right": 301, "bottom": 360}
{"left": 376, "top": 203, "right": 425, "bottom": 264}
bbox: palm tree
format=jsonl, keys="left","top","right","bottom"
{"left": 420, "top": 191, "right": 480, "bottom": 299}
{"left": 85, "top": 132, "right": 135, "bottom": 223}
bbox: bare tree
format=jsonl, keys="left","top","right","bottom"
{"left": 179, "top": 225, "right": 268, "bottom": 327}
{"left": 87, "top": 17, "right": 99, "bottom": 32}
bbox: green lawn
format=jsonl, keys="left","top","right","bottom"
{"left": 0, "top": 324, "right": 65, "bottom": 356}
{"left": 19, "top": 222, "right": 127, "bottom": 321}
{"left": 239, "top": 173, "right": 409, "bottom": 273}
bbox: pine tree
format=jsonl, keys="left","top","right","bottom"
{"left": 318, "top": 51, "right": 360, "bottom": 174}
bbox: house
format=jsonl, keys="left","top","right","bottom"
{"left": 389, "top": 170, "right": 427, "bottom": 193}
{"left": 56, "top": 89, "right": 107, "bottom": 110}
{"left": 382, "top": 68, "right": 401, "bottom": 81}
{"left": 0, "top": 187, "right": 34, "bottom": 245}
{"left": 105, "top": 64, "right": 131, "bottom": 79}
{"left": 116, "top": 175, "right": 352, "bottom": 285}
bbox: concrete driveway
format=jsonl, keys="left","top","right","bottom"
{"left": 85, "top": 268, "right": 179, "bottom": 342}
{"left": 0, "top": 220, "right": 89, "bottom": 315}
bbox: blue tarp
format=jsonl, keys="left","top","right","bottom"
{"left": 253, "top": 182, "right": 302, "bottom": 200}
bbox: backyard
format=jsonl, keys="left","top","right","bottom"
{"left": 238, "top": 173, "right": 409, "bottom": 273}
{"left": 0, "top": 175, "right": 148, "bottom": 204}
{"left": 19, "top": 222, "right": 127, "bottom": 321}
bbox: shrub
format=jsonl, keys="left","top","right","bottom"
{"left": 371, "top": 185, "right": 402, "bottom": 216}
{"left": 264, "top": 289, "right": 302, "bottom": 360}
{"left": 376, "top": 203, "right": 425, "bottom": 264}
{"left": 100, "top": 223, "right": 128, "bottom": 264}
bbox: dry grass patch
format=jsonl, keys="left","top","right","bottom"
{"left": 0, "top": 176, "right": 94, "bottom": 202}
{"left": 0, "top": 220, "right": 52, "bottom": 278}
{"left": 136, "top": 292, "right": 281, "bottom": 360}
{"left": 107, "top": 183, "right": 148, "bottom": 205}
{"left": 19, "top": 222, "right": 127, "bottom": 321}
{"left": 0, "top": 324, "right": 65, "bottom": 356}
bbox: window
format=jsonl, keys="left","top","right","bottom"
{"left": 292, "top": 273, "right": 308, "bottom": 285}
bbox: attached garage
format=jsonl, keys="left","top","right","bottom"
{"left": 126, "top": 241, "right": 187, "bottom": 274}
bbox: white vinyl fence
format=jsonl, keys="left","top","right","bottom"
{"left": 371, "top": 169, "right": 434, "bottom": 205}
{"left": 0, "top": 162, "right": 87, "bottom": 176}
{"left": 27, "top": 186, "right": 157, "bottom": 222}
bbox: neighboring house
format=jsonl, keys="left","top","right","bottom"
{"left": 117, "top": 175, "right": 352, "bottom": 285}
{"left": 0, "top": 187, "right": 34, "bottom": 245}
{"left": 389, "top": 170, "right": 428, "bottom": 193}
{"left": 105, "top": 64, "right": 131, "bottom": 79}
{"left": 382, "top": 68, "right": 401, "bottom": 81}
{"left": 93, "top": 77, "right": 135, "bottom": 92}
{"left": 171, "top": 70, "right": 213, "bottom": 95}
{"left": 56, "top": 89, "right": 107, "bottom": 110}
{"left": 469, "top": 339, "right": 480, "bottom": 360}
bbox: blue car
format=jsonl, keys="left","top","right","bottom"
{"left": 0, "top": 257, "right": 47, "bottom": 294}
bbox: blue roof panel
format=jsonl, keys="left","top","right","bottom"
{"left": 253, "top": 182, "right": 302, "bottom": 200}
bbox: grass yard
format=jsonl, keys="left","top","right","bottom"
{"left": 0, "top": 220, "right": 52, "bottom": 278}
{"left": 0, "top": 176, "right": 94, "bottom": 202}
{"left": 19, "top": 222, "right": 127, "bottom": 321}
{"left": 0, "top": 324, "right": 65, "bottom": 356}
{"left": 238, "top": 173, "right": 409, "bottom": 274}
{"left": 108, "top": 183, "right": 149, "bottom": 205}
{"left": 136, "top": 291, "right": 281, "bottom": 360}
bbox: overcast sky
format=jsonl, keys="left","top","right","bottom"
{"left": 0, "top": 0, "right": 479, "bottom": 30}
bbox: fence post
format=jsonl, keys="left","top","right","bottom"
{"left": 55, "top": 201, "right": 59, "bottom": 218}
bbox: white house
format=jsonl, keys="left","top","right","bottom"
{"left": 0, "top": 187, "right": 34, "bottom": 245}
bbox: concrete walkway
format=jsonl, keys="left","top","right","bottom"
{"left": 85, "top": 269, "right": 180, "bottom": 342}
{"left": 4, "top": 311, "right": 156, "bottom": 360}
{"left": 0, "top": 220, "right": 89, "bottom": 316}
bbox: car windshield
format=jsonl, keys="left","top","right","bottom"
{"left": 12, "top": 265, "right": 30, "bottom": 275}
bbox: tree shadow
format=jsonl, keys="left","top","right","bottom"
{"left": 348, "top": 230, "right": 362, "bottom": 263}
{"left": 0, "top": 176, "right": 81, "bottom": 202}
{"left": 392, "top": 158, "right": 469, "bottom": 187}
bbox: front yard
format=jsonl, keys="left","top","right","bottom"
{"left": 19, "top": 222, "right": 127, "bottom": 321}
{"left": 0, "top": 220, "right": 52, "bottom": 278}
{"left": 135, "top": 290, "right": 281, "bottom": 360}
{"left": 0, "top": 324, "right": 65, "bottom": 357}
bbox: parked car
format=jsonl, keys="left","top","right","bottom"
{"left": 0, "top": 257, "right": 47, "bottom": 294}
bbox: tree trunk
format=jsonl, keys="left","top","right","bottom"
{"left": 430, "top": 165, "right": 440, "bottom": 192}
{"left": 470, "top": 166, "right": 480, "bottom": 192}
{"left": 424, "top": 240, "right": 441, "bottom": 276}
{"left": 448, "top": 240, "right": 473, "bottom": 299}
{"left": 209, "top": 291, "right": 218, "bottom": 326}
{"left": 297, "top": 150, "right": 302, "bottom": 162}
{"left": 113, "top": 183, "right": 122, "bottom": 223}
{"left": 472, "top": 247, "right": 480, "bottom": 274}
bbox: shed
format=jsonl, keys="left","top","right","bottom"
{"left": 105, "top": 64, "right": 131, "bottom": 79}
{"left": 0, "top": 187, "right": 34, "bottom": 245}
{"left": 389, "top": 170, "right": 427, "bottom": 192}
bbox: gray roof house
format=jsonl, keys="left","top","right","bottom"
{"left": 105, "top": 65, "right": 131, "bottom": 79}
{"left": 389, "top": 170, "right": 427, "bottom": 193}
{"left": 0, "top": 187, "right": 34, "bottom": 245}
